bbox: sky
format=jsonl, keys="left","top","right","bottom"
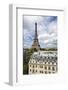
{"left": 23, "top": 15, "right": 57, "bottom": 48}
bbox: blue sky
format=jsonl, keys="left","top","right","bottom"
{"left": 23, "top": 15, "right": 57, "bottom": 48}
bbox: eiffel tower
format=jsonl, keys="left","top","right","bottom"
{"left": 32, "top": 22, "right": 40, "bottom": 50}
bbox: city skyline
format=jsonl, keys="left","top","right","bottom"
{"left": 23, "top": 15, "right": 57, "bottom": 48}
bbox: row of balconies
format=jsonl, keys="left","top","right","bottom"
{"left": 29, "top": 64, "right": 57, "bottom": 70}
{"left": 29, "top": 60, "right": 57, "bottom": 65}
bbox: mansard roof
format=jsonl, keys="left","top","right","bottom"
{"left": 30, "top": 51, "right": 57, "bottom": 63}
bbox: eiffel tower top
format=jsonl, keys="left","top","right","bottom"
{"left": 35, "top": 22, "right": 38, "bottom": 39}
{"left": 32, "top": 22, "right": 40, "bottom": 50}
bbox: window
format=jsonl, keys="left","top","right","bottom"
{"left": 40, "top": 65, "right": 43, "bottom": 68}
{"left": 45, "top": 66, "right": 47, "bottom": 69}
{"left": 33, "top": 69, "right": 34, "bottom": 73}
{"left": 48, "top": 57, "right": 50, "bottom": 59}
{"left": 30, "top": 65, "right": 31, "bottom": 67}
{"left": 36, "top": 70, "right": 37, "bottom": 72}
{"left": 52, "top": 62, "right": 54, "bottom": 64}
{"left": 33, "top": 65, "right": 34, "bottom": 68}
{"left": 48, "top": 71, "right": 51, "bottom": 74}
{"left": 52, "top": 57, "right": 53, "bottom": 59}
{"left": 45, "top": 62, "right": 46, "bottom": 64}
{"left": 40, "top": 71, "right": 43, "bottom": 73}
{"left": 48, "top": 62, "right": 50, "bottom": 64}
{"left": 48, "top": 66, "right": 50, "bottom": 70}
{"left": 40, "top": 71, "right": 41, "bottom": 73}
{"left": 36, "top": 65, "right": 37, "bottom": 68}
{"left": 52, "top": 67, "right": 55, "bottom": 71}
{"left": 45, "top": 71, "right": 47, "bottom": 74}
{"left": 30, "top": 69, "right": 31, "bottom": 72}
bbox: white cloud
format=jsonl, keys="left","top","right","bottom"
{"left": 48, "top": 20, "right": 57, "bottom": 34}
{"left": 24, "top": 16, "right": 44, "bottom": 25}
{"left": 23, "top": 15, "right": 57, "bottom": 48}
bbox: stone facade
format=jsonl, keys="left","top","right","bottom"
{"left": 28, "top": 51, "right": 57, "bottom": 74}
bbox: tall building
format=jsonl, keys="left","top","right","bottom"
{"left": 32, "top": 22, "right": 40, "bottom": 50}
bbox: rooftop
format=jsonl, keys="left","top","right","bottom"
{"left": 30, "top": 51, "right": 57, "bottom": 62}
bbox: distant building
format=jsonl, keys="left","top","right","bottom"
{"left": 28, "top": 51, "right": 57, "bottom": 74}
{"left": 32, "top": 22, "right": 40, "bottom": 50}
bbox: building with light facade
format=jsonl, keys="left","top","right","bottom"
{"left": 28, "top": 51, "right": 57, "bottom": 74}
